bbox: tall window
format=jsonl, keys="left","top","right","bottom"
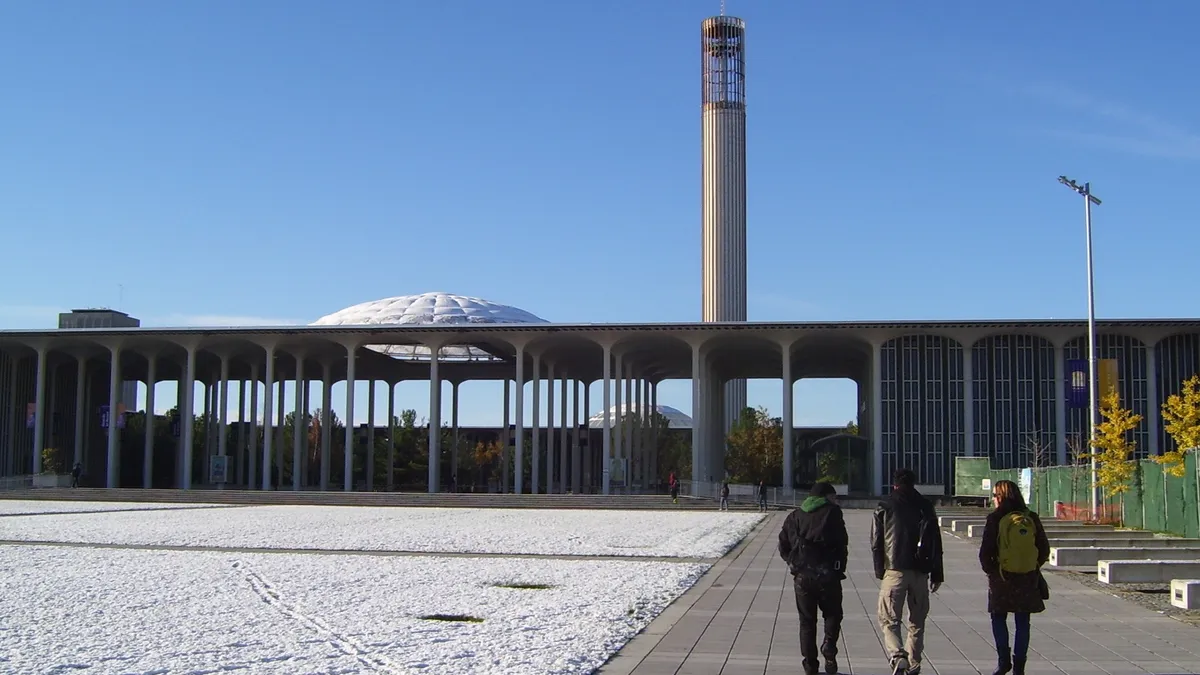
{"left": 972, "top": 335, "right": 1057, "bottom": 469}
{"left": 1156, "top": 333, "right": 1200, "bottom": 454}
{"left": 1064, "top": 334, "right": 1148, "bottom": 458}
{"left": 880, "top": 335, "right": 965, "bottom": 492}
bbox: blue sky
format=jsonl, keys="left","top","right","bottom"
{"left": 2, "top": 1, "right": 1198, "bottom": 427}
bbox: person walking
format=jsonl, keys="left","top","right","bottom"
{"left": 778, "top": 482, "right": 848, "bottom": 675}
{"left": 758, "top": 480, "right": 768, "bottom": 511}
{"left": 70, "top": 462, "right": 82, "bottom": 488}
{"left": 871, "top": 468, "right": 944, "bottom": 675}
{"left": 979, "top": 479, "right": 1050, "bottom": 675}
{"left": 669, "top": 475, "right": 679, "bottom": 504}
{"left": 719, "top": 482, "right": 730, "bottom": 511}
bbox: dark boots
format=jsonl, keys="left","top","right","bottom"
{"left": 1013, "top": 656, "right": 1026, "bottom": 675}
{"left": 991, "top": 653, "right": 1012, "bottom": 675}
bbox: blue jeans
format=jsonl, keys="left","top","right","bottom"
{"left": 991, "top": 612, "right": 1030, "bottom": 661}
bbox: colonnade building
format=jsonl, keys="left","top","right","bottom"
{"left": 1, "top": 301, "right": 1198, "bottom": 496}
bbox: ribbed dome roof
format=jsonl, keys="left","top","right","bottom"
{"left": 312, "top": 292, "right": 548, "bottom": 359}
{"left": 588, "top": 404, "right": 692, "bottom": 429}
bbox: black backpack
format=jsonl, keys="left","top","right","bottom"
{"left": 788, "top": 536, "right": 842, "bottom": 584}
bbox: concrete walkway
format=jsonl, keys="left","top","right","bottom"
{"left": 602, "top": 510, "right": 1200, "bottom": 675}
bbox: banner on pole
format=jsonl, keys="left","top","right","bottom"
{"left": 1098, "top": 359, "right": 1119, "bottom": 402}
{"left": 26, "top": 403, "right": 35, "bottom": 429}
{"left": 99, "top": 405, "right": 127, "bottom": 430}
{"left": 1066, "top": 359, "right": 1089, "bottom": 408}
{"left": 210, "top": 456, "right": 229, "bottom": 484}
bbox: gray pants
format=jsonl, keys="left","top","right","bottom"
{"left": 877, "top": 569, "right": 930, "bottom": 668}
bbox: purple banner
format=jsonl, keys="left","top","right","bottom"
{"left": 99, "top": 405, "right": 127, "bottom": 430}
{"left": 1066, "top": 359, "right": 1089, "bottom": 408}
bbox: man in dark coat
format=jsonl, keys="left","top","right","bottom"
{"left": 778, "top": 482, "right": 848, "bottom": 675}
{"left": 871, "top": 469, "right": 944, "bottom": 675}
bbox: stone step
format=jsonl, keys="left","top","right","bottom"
{"left": 1171, "top": 579, "right": 1200, "bottom": 609}
{"left": 1050, "top": 546, "right": 1200, "bottom": 567}
{"left": 1098, "top": 560, "right": 1200, "bottom": 584}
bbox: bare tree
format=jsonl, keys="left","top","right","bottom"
{"left": 1021, "top": 430, "right": 1054, "bottom": 471}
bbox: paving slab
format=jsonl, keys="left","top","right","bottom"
{"left": 602, "top": 509, "right": 1200, "bottom": 674}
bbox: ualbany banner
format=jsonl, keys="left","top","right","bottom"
{"left": 1066, "top": 359, "right": 1088, "bottom": 408}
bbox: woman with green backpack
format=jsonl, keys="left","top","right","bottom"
{"left": 978, "top": 479, "right": 1051, "bottom": 675}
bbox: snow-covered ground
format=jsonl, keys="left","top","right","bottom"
{"left": 0, "top": 499, "right": 226, "bottom": 515}
{"left": 0, "top": 544, "right": 707, "bottom": 674}
{"left": 0, "top": 506, "right": 764, "bottom": 558}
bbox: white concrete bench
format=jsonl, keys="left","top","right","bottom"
{"left": 1045, "top": 535, "right": 1160, "bottom": 548}
{"left": 1098, "top": 560, "right": 1200, "bottom": 584}
{"left": 1047, "top": 529, "right": 1155, "bottom": 540}
{"left": 1171, "top": 579, "right": 1200, "bottom": 609}
{"left": 1050, "top": 546, "right": 1200, "bottom": 567}
{"left": 966, "top": 523, "right": 1115, "bottom": 538}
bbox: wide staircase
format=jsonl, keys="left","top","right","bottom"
{"left": 0, "top": 488, "right": 770, "bottom": 511}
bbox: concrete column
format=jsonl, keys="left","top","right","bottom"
{"left": 514, "top": 345, "right": 526, "bottom": 494}
{"left": 651, "top": 381, "right": 659, "bottom": 487}
{"left": 782, "top": 344, "right": 793, "bottom": 496}
{"left": 559, "top": 375, "right": 568, "bottom": 494}
{"left": 73, "top": 354, "right": 87, "bottom": 470}
{"left": 691, "top": 343, "right": 703, "bottom": 484}
{"left": 1054, "top": 342, "right": 1068, "bottom": 465}
{"left": 301, "top": 380, "right": 311, "bottom": 487}
{"left": 503, "top": 378, "right": 511, "bottom": 493}
{"left": 583, "top": 380, "right": 591, "bottom": 490}
{"left": 343, "top": 343, "right": 356, "bottom": 491}
{"left": 217, "top": 355, "right": 230, "bottom": 488}
{"left": 571, "top": 379, "right": 581, "bottom": 493}
{"left": 428, "top": 345, "right": 442, "bottom": 493}
{"left": 623, "top": 365, "right": 633, "bottom": 492}
{"left": 366, "top": 379, "right": 375, "bottom": 490}
{"left": 531, "top": 352, "right": 541, "bottom": 494}
{"left": 320, "top": 363, "right": 332, "bottom": 490}
{"left": 236, "top": 379, "right": 246, "bottom": 487}
{"left": 613, "top": 353, "right": 622, "bottom": 491}
{"left": 871, "top": 341, "right": 884, "bottom": 495}
{"left": 105, "top": 345, "right": 122, "bottom": 488}
{"left": 964, "top": 346, "right": 975, "bottom": 458}
{"left": 602, "top": 346, "right": 613, "bottom": 495}
{"left": 293, "top": 355, "right": 305, "bottom": 491}
{"left": 32, "top": 346, "right": 48, "bottom": 474}
{"left": 247, "top": 362, "right": 258, "bottom": 489}
{"left": 142, "top": 355, "right": 157, "bottom": 488}
{"left": 275, "top": 379, "right": 286, "bottom": 488}
{"left": 451, "top": 381, "right": 460, "bottom": 489}
{"left": 1146, "top": 345, "right": 1160, "bottom": 457}
{"left": 387, "top": 381, "right": 396, "bottom": 491}
{"left": 261, "top": 346, "right": 276, "bottom": 491}
{"left": 546, "top": 362, "right": 555, "bottom": 494}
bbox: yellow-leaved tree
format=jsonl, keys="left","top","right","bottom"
{"left": 1090, "top": 389, "right": 1143, "bottom": 496}
{"left": 1158, "top": 375, "right": 1200, "bottom": 478}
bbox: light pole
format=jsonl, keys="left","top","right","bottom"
{"left": 1058, "top": 175, "right": 1102, "bottom": 520}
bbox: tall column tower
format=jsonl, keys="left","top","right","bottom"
{"left": 701, "top": 15, "right": 747, "bottom": 440}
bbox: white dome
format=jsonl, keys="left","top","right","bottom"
{"left": 589, "top": 404, "right": 692, "bottom": 429}
{"left": 312, "top": 292, "right": 548, "bottom": 360}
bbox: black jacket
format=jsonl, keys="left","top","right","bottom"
{"left": 778, "top": 497, "right": 849, "bottom": 579}
{"left": 870, "top": 486, "right": 944, "bottom": 584}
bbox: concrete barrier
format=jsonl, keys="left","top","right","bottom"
{"left": 1047, "top": 529, "right": 1155, "bottom": 541}
{"left": 1098, "top": 560, "right": 1200, "bottom": 584}
{"left": 1171, "top": 579, "right": 1200, "bottom": 609}
{"left": 1045, "top": 536, "right": 1163, "bottom": 548}
{"left": 1050, "top": 546, "right": 1200, "bottom": 567}
{"left": 967, "top": 523, "right": 1116, "bottom": 538}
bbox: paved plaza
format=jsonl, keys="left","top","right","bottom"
{"left": 603, "top": 510, "right": 1200, "bottom": 675}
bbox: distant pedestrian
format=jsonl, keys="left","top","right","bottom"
{"left": 71, "top": 462, "right": 82, "bottom": 488}
{"left": 719, "top": 482, "right": 730, "bottom": 511}
{"left": 758, "top": 480, "right": 768, "bottom": 511}
{"left": 779, "top": 482, "right": 848, "bottom": 675}
{"left": 979, "top": 480, "right": 1050, "bottom": 675}
{"left": 670, "top": 478, "right": 679, "bottom": 504}
{"left": 871, "top": 468, "right": 944, "bottom": 675}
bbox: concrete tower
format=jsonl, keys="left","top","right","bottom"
{"left": 701, "top": 15, "right": 747, "bottom": 437}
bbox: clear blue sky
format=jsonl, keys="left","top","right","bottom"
{"left": 2, "top": 1, "right": 1198, "bottom": 427}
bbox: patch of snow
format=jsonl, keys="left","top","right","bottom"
{"left": 0, "top": 500, "right": 227, "bottom": 515}
{"left": 0, "top": 507, "right": 764, "bottom": 558}
{"left": 0, "top": 545, "right": 707, "bottom": 674}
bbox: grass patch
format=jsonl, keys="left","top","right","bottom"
{"left": 493, "top": 583, "right": 555, "bottom": 590}
{"left": 419, "top": 614, "right": 484, "bottom": 623}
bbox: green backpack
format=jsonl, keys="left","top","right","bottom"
{"left": 997, "top": 510, "right": 1039, "bottom": 575}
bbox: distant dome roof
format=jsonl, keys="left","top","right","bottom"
{"left": 589, "top": 404, "right": 692, "bottom": 429}
{"left": 312, "top": 292, "right": 548, "bottom": 359}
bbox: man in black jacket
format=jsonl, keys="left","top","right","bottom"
{"left": 778, "top": 482, "right": 848, "bottom": 675}
{"left": 871, "top": 468, "right": 945, "bottom": 675}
